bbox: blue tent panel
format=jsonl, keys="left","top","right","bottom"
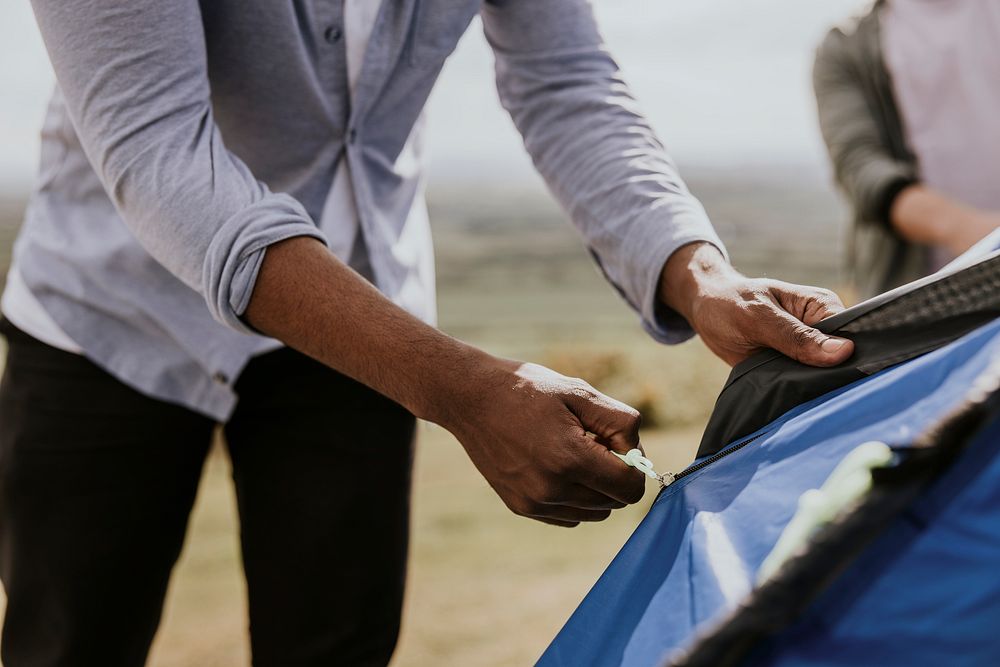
{"left": 539, "top": 318, "right": 1000, "bottom": 667}
{"left": 750, "top": 415, "right": 1000, "bottom": 667}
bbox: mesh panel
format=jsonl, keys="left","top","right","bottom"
{"left": 841, "top": 255, "right": 1000, "bottom": 334}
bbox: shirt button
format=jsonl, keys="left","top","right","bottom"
{"left": 213, "top": 371, "right": 230, "bottom": 385}
{"left": 348, "top": 128, "right": 358, "bottom": 144}
{"left": 324, "top": 25, "right": 343, "bottom": 44}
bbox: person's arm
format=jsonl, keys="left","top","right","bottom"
{"left": 813, "top": 27, "right": 917, "bottom": 235}
{"left": 889, "top": 185, "right": 1000, "bottom": 256}
{"left": 30, "top": 0, "right": 325, "bottom": 333}
{"left": 483, "top": 0, "right": 853, "bottom": 367}
{"left": 247, "top": 238, "right": 645, "bottom": 527}
{"left": 659, "top": 242, "right": 852, "bottom": 366}
{"left": 813, "top": 31, "right": 1000, "bottom": 261}
{"left": 34, "top": 0, "right": 646, "bottom": 525}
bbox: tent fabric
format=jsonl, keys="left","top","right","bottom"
{"left": 742, "top": 409, "right": 1000, "bottom": 667}
{"left": 539, "top": 314, "right": 1000, "bottom": 666}
{"left": 674, "top": 356, "right": 1000, "bottom": 667}
{"left": 698, "top": 251, "right": 1000, "bottom": 457}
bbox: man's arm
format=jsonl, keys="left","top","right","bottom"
{"left": 29, "top": 0, "right": 324, "bottom": 332}
{"left": 484, "top": 0, "right": 853, "bottom": 367}
{"left": 813, "top": 30, "right": 999, "bottom": 262}
{"left": 660, "top": 242, "right": 852, "bottom": 367}
{"left": 889, "top": 186, "right": 1000, "bottom": 256}
{"left": 247, "top": 238, "right": 647, "bottom": 527}
{"left": 33, "top": 0, "right": 646, "bottom": 525}
{"left": 813, "top": 27, "right": 916, "bottom": 234}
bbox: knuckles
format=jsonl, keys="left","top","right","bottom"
{"left": 813, "top": 287, "right": 839, "bottom": 302}
{"left": 565, "top": 377, "right": 597, "bottom": 402}
{"left": 743, "top": 294, "right": 778, "bottom": 319}
{"left": 814, "top": 289, "right": 845, "bottom": 314}
{"left": 620, "top": 408, "right": 642, "bottom": 432}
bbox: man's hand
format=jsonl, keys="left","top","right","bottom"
{"left": 440, "top": 361, "right": 646, "bottom": 527}
{"left": 659, "top": 243, "right": 855, "bottom": 367}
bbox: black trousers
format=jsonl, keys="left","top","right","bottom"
{"left": 0, "top": 320, "right": 415, "bottom": 667}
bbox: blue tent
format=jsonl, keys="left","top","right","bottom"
{"left": 539, "top": 251, "right": 1000, "bottom": 666}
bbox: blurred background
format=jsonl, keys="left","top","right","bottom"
{"left": 0, "top": 1, "right": 866, "bottom": 664}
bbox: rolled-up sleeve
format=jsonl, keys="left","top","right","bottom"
{"left": 482, "top": 0, "right": 727, "bottom": 344}
{"left": 29, "top": 0, "right": 327, "bottom": 333}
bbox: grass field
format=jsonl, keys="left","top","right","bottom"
{"left": 0, "top": 173, "right": 847, "bottom": 665}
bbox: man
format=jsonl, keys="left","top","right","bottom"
{"left": 0, "top": 1, "right": 853, "bottom": 665}
{"left": 814, "top": 0, "right": 1000, "bottom": 299}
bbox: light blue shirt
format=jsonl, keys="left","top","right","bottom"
{"left": 14, "top": 0, "right": 725, "bottom": 420}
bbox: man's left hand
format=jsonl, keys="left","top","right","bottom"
{"left": 659, "top": 243, "right": 855, "bottom": 367}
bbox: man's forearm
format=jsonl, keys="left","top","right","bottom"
{"left": 244, "top": 236, "right": 649, "bottom": 527}
{"left": 244, "top": 237, "right": 492, "bottom": 426}
{"left": 890, "top": 185, "right": 999, "bottom": 256}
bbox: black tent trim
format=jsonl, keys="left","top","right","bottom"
{"left": 698, "top": 252, "right": 1000, "bottom": 458}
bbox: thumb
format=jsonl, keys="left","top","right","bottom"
{"left": 563, "top": 384, "right": 642, "bottom": 454}
{"left": 761, "top": 308, "right": 854, "bottom": 367}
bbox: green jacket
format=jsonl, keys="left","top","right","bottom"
{"left": 813, "top": 0, "right": 928, "bottom": 299}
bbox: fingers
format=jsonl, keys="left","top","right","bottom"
{"left": 759, "top": 306, "right": 854, "bottom": 367}
{"left": 560, "top": 383, "right": 647, "bottom": 504}
{"left": 573, "top": 485, "right": 630, "bottom": 510}
{"left": 572, "top": 436, "right": 647, "bottom": 506}
{"left": 535, "top": 517, "right": 581, "bottom": 528}
{"left": 522, "top": 479, "right": 634, "bottom": 526}
{"left": 770, "top": 282, "right": 847, "bottom": 326}
{"left": 505, "top": 468, "right": 637, "bottom": 526}
{"left": 719, "top": 281, "right": 852, "bottom": 367}
{"left": 475, "top": 364, "right": 648, "bottom": 527}
{"left": 514, "top": 434, "right": 645, "bottom": 514}
{"left": 547, "top": 484, "right": 628, "bottom": 511}
{"left": 562, "top": 381, "right": 641, "bottom": 454}
{"left": 529, "top": 506, "right": 613, "bottom": 525}
{"left": 503, "top": 433, "right": 644, "bottom": 526}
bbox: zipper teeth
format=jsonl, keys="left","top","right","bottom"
{"left": 671, "top": 430, "right": 771, "bottom": 482}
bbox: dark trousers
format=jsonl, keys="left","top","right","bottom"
{"left": 0, "top": 320, "right": 415, "bottom": 666}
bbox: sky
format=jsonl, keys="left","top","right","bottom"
{"left": 0, "top": 0, "right": 867, "bottom": 194}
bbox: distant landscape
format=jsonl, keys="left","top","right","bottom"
{"left": 0, "top": 168, "right": 850, "bottom": 665}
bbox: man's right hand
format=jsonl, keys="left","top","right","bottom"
{"left": 439, "top": 359, "right": 647, "bottom": 527}
{"left": 246, "top": 237, "right": 646, "bottom": 527}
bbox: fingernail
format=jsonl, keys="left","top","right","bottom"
{"left": 821, "top": 337, "right": 847, "bottom": 353}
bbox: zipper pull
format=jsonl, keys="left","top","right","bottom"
{"left": 613, "top": 449, "right": 675, "bottom": 488}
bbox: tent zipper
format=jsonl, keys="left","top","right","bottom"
{"left": 660, "top": 429, "right": 772, "bottom": 488}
